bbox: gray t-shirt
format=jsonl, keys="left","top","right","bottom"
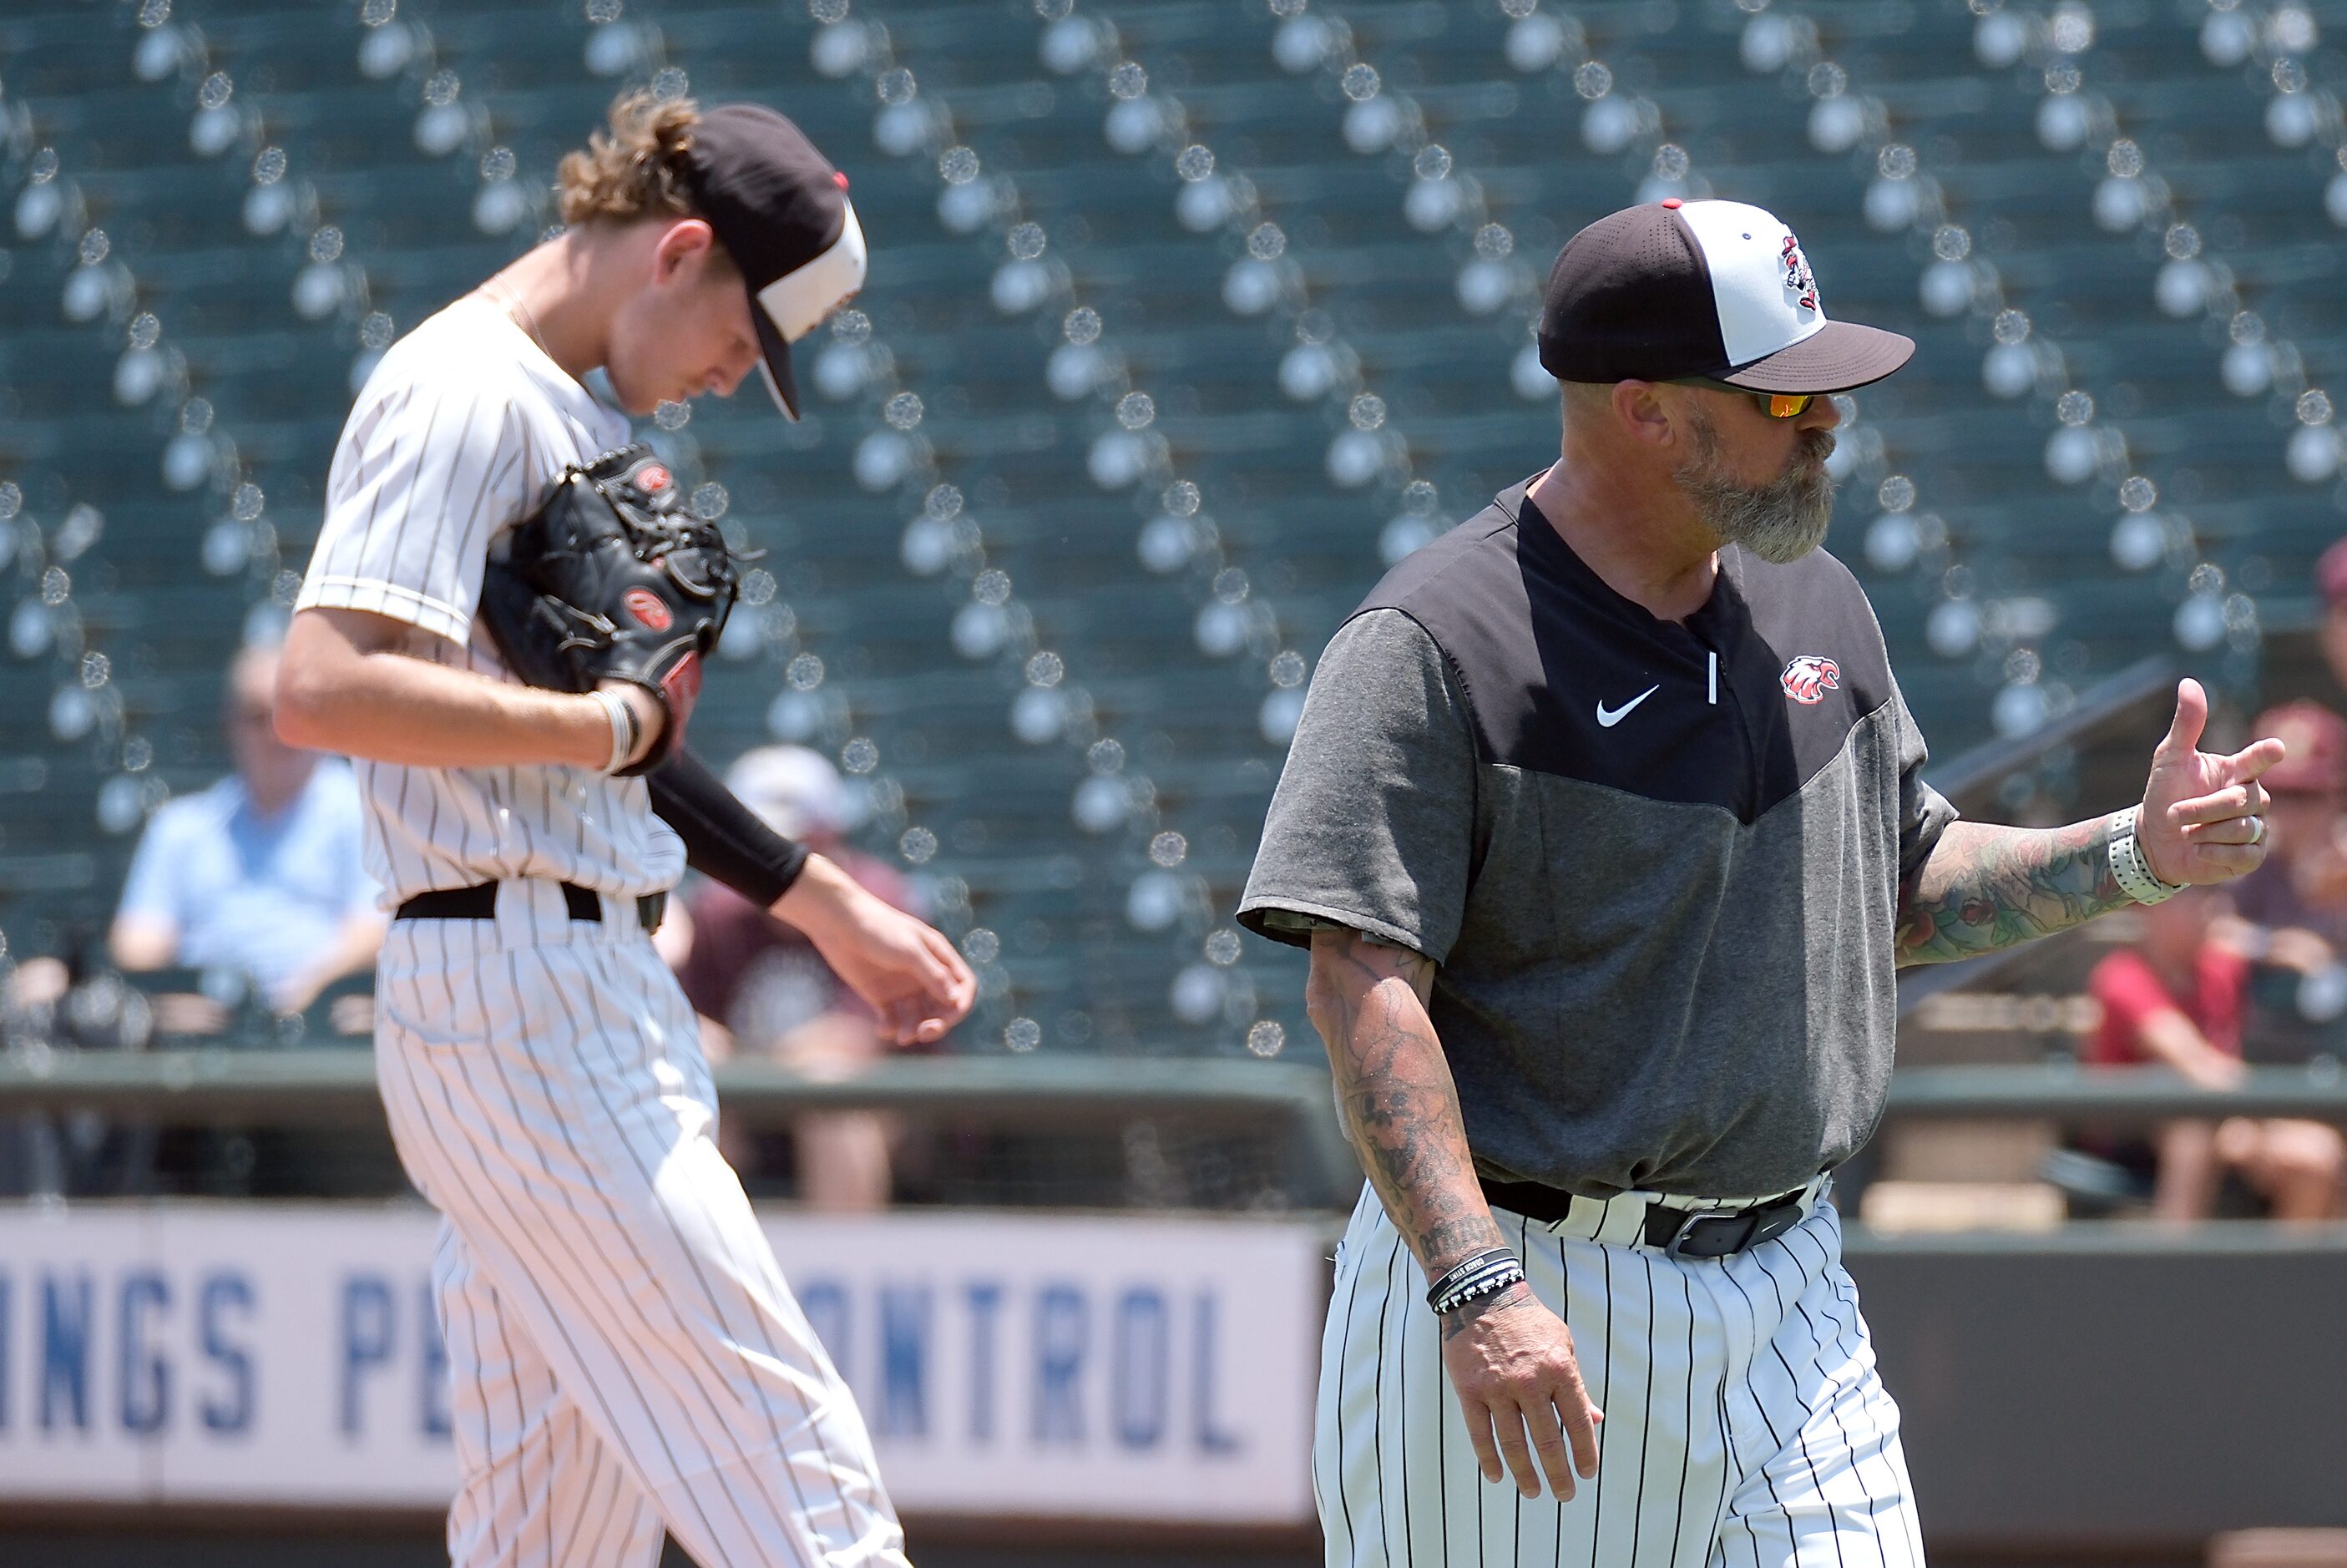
{"left": 1240, "top": 483, "right": 1955, "bottom": 1200}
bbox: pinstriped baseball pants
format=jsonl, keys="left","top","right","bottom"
{"left": 372, "top": 882, "right": 908, "bottom": 1568}
{"left": 1316, "top": 1181, "right": 1926, "bottom": 1567}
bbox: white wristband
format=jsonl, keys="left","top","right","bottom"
{"left": 592, "top": 689, "right": 635, "bottom": 776}
{"left": 2107, "top": 807, "right": 2183, "bottom": 906}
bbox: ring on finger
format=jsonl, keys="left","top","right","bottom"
{"left": 2247, "top": 814, "right": 2266, "bottom": 846}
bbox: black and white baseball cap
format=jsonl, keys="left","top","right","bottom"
{"left": 1537, "top": 199, "right": 1911, "bottom": 394}
{"left": 679, "top": 103, "right": 867, "bottom": 421}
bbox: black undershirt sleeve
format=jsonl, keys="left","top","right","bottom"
{"left": 646, "top": 745, "right": 811, "bottom": 908}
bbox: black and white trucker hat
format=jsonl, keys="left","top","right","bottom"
{"left": 1537, "top": 198, "right": 1912, "bottom": 394}
{"left": 678, "top": 104, "right": 867, "bottom": 421}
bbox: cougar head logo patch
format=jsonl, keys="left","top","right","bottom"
{"left": 1780, "top": 655, "right": 1839, "bottom": 705}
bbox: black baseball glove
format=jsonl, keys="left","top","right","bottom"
{"left": 478, "top": 443, "right": 746, "bottom": 776}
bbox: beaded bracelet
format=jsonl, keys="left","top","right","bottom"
{"left": 1426, "top": 1247, "right": 1526, "bottom": 1316}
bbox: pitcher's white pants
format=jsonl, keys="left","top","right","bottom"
{"left": 373, "top": 880, "right": 907, "bottom": 1568}
{"left": 1317, "top": 1181, "right": 1925, "bottom": 1567}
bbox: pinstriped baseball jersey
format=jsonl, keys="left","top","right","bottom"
{"left": 294, "top": 296, "right": 685, "bottom": 905}
{"left": 301, "top": 295, "right": 911, "bottom": 1565}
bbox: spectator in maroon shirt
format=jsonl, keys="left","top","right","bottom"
{"left": 2090, "top": 885, "right": 2344, "bottom": 1220}
{"left": 2315, "top": 537, "right": 2347, "bottom": 701}
{"left": 2220, "top": 700, "right": 2347, "bottom": 966}
{"left": 659, "top": 746, "right": 925, "bottom": 1211}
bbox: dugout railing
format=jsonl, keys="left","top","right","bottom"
{"left": 1, "top": 1048, "right": 2344, "bottom": 1560}
{"left": 3, "top": 1045, "right": 2346, "bottom": 1191}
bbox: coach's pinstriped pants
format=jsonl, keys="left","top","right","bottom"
{"left": 1317, "top": 1181, "right": 1926, "bottom": 1567}
{"left": 373, "top": 880, "right": 908, "bottom": 1568}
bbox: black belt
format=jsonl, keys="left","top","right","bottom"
{"left": 1481, "top": 1176, "right": 1810, "bottom": 1262}
{"left": 395, "top": 880, "right": 666, "bottom": 933}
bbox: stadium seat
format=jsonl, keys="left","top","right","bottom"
{"left": 3, "top": 0, "right": 2340, "bottom": 1060}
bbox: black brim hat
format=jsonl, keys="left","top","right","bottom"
{"left": 680, "top": 104, "right": 868, "bottom": 421}
{"left": 1537, "top": 199, "right": 1912, "bottom": 395}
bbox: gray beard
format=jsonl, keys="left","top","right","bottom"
{"left": 1673, "top": 406, "right": 1839, "bottom": 564}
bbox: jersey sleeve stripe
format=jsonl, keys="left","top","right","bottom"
{"left": 295, "top": 574, "right": 473, "bottom": 647}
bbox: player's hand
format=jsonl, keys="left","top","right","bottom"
{"left": 2138, "top": 678, "right": 2285, "bottom": 886}
{"left": 773, "top": 855, "right": 977, "bottom": 1045}
{"left": 1438, "top": 1280, "right": 1603, "bottom": 1500}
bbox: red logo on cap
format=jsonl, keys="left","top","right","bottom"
{"left": 834, "top": 171, "right": 849, "bottom": 190}
{"left": 623, "top": 588, "right": 673, "bottom": 632}
{"left": 1781, "top": 235, "right": 1819, "bottom": 314}
{"left": 637, "top": 463, "right": 671, "bottom": 492}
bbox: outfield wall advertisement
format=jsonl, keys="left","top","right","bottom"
{"left": 0, "top": 1205, "right": 1323, "bottom": 1524}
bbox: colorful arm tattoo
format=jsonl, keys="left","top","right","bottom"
{"left": 1305, "top": 929, "right": 1507, "bottom": 1276}
{"left": 1893, "top": 817, "right": 2132, "bottom": 967}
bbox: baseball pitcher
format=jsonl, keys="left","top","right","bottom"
{"left": 278, "top": 94, "right": 974, "bottom": 1568}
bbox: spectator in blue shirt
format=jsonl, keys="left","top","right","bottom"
{"left": 109, "top": 645, "right": 384, "bottom": 1015}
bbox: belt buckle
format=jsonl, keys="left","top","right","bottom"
{"left": 1661, "top": 1206, "right": 1747, "bottom": 1262}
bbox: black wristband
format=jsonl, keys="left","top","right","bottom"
{"left": 645, "top": 745, "right": 812, "bottom": 908}
{"left": 1427, "top": 1247, "right": 1525, "bottom": 1315}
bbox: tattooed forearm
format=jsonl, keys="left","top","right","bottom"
{"left": 1305, "top": 928, "right": 1505, "bottom": 1276}
{"left": 1894, "top": 817, "right": 2131, "bottom": 966}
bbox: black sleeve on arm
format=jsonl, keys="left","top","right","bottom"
{"left": 645, "top": 745, "right": 811, "bottom": 908}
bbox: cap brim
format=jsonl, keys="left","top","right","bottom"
{"left": 1719, "top": 319, "right": 1914, "bottom": 395}
{"left": 751, "top": 296, "right": 802, "bottom": 421}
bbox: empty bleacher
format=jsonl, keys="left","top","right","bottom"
{"left": 2, "top": 0, "right": 2341, "bottom": 1063}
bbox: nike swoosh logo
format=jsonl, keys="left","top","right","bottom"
{"left": 1595, "top": 685, "right": 1660, "bottom": 728}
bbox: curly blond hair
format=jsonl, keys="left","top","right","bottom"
{"left": 555, "top": 90, "right": 702, "bottom": 226}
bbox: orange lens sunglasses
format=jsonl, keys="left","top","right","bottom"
{"left": 1679, "top": 378, "right": 1816, "bottom": 419}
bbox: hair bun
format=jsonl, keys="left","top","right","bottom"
{"left": 555, "top": 89, "right": 702, "bottom": 228}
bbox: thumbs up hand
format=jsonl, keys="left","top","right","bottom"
{"left": 2137, "top": 679, "right": 2286, "bottom": 886}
